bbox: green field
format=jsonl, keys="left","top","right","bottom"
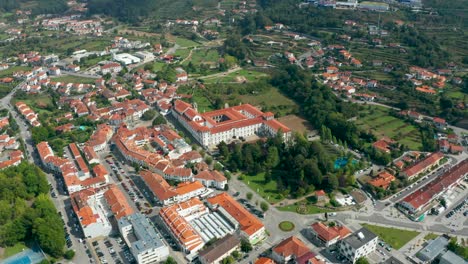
{"left": 174, "top": 48, "right": 191, "bottom": 59}
{"left": 52, "top": 75, "right": 97, "bottom": 84}
{"left": 1, "top": 242, "right": 27, "bottom": 259}
{"left": 185, "top": 90, "right": 215, "bottom": 112}
{"left": 423, "top": 233, "right": 439, "bottom": 241}
{"left": 0, "top": 84, "right": 14, "bottom": 98}
{"left": 241, "top": 172, "right": 283, "bottom": 204}
{"left": 183, "top": 48, "right": 220, "bottom": 66}
{"left": 175, "top": 37, "right": 202, "bottom": 48}
{"left": 361, "top": 223, "right": 420, "bottom": 250}
{"left": 354, "top": 106, "right": 423, "bottom": 150}
{"left": 277, "top": 203, "right": 332, "bottom": 214}
{"left": 238, "top": 87, "right": 294, "bottom": 106}
{"left": 0, "top": 66, "right": 31, "bottom": 78}
{"left": 13, "top": 93, "right": 53, "bottom": 114}
{"left": 203, "top": 69, "right": 269, "bottom": 84}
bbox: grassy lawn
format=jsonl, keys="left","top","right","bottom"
{"left": 0, "top": 66, "right": 31, "bottom": 78}
{"left": 183, "top": 48, "right": 220, "bottom": 66}
{"left": 52, "top": 75, "right": 97, "bottom": 84}
{"left": 175, "top": 37, "right": 202, "bottom": 48}
{"left": 174, "top": 48, "right": 191, "bottom": 59}
{"left": 13, "top": 93, "right": 53, "bottom": 115}
{"left": 277, "top": 203, "right": 333, "bottom": 214}
{"left": 0, "top": 83, "right": 14, "bottom": 97}
{"left": 361, "top": 223, "right": 420, "bottom": 250}
{"left": 1, "top": 242, "right": 27, "bottom": 259}
{"left": 424, "top": 233, "right": 439, "bottom": 241}
{"left": 204, "top": 69, "right": 269, "bottom": 84}
{"left": 238, "top": 87, "right": 295, "bottom": 108}
{"left": 241, "top": 172, "right": 283, "bottom": 204}
{"left": 278, "top": 221, "right": 295, "bottom": 232}
{"left": 354, "top": 105, "right": 422, "bottom": 150}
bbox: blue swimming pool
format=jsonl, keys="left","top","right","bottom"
{"left": 334, "top": 157, "right": 357, "bottom": 169}
{"left": 1, "top": 246, "right": 45, "bottom": 264}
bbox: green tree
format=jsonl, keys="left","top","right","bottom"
{"left": 164, "top": 256, "right": 177, "bottom": 264}
{"left": 265, "top": 146, "right": 279, "bottom": 168}
{"left": 222, "top": 256, "right": 235, "bottom": 264}
{"left": 356, "top": 257, "right": 370, "bottom": 264}
{"left": 260, "top": 201, "right": 269, "bottom": 212}
{"left": 152, "top": 115, "right": 167, "bottom": 126}
{"left": 64, "top": 249, "right": 75, "bottom": 260}
{"left": 240, "top": 239, "right": 253, "bottom": 253}
{"left": 141, "top": 110, "right": 156, "bottom": 121}
{"left": 246, "top": 192, "right": 253, "bottom": 201}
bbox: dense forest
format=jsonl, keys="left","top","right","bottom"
{"left": 0, "top": 0, "right": 68, "bottom": 15}
{"left": 87, "top": 0, "right": 204, "bottom": 23}
{"left": 0, "top": 163, "right": 66, "bottom": 258}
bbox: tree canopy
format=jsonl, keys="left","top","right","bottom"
{"left": 0, "top": 163, "right": 65, "bottom": 257}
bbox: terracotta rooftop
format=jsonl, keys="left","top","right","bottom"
{"left": 207, "top": 192, "right": 264, "bottom": 236}
{"left": 273, "top": 236, "right": 312, "bottom": 259}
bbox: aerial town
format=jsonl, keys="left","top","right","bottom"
{"left": 0, "top": 0, "right": 466, "bottom": 264}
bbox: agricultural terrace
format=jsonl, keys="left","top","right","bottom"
{"left": 353, "top": 105, "right": 423, "bottom": 150}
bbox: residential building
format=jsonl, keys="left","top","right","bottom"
{"left": 399, "top": 159, "right": 468, "bottom": 220}
{"left": 198, "top": 234, "right": 241, "bottom": 264}
{"left": 272, "top": 236, "right": 315, "bottom": 264}
{"left": 194, "top": 170, "right": 227, "bottom": 189}
{"left": 255, "top": 258, "right": 277, "bottom": 264}
{"left": 338, "top": 228, "right": 378, "bottom": 263}
{"left": 372, "top": 137, "right": 394, "bottom": 153}
{"left": 172, "top": 100, "right": 291, "bottom": 148}
{"left": 37, "top": 141, "right": 109, "bottom": 194}
{"left": 101, "top": 62, "right": 123, "bottom": 74}
{"left": 71, "top": 184, "right": 132, "bottom": 238}
{"left": 400, "top": 152, "right": 444, "bottom": 180}
{"left": 113, "top": 125, "right": 193, "bottom": 182}
{"left": 207, "top": 192, "right": 266, "bottom": 244}
{"left": 368, "top": 171, "right": 395, "bottom": 190}
{"left": 118, "top": 213, "right": 169, "bottom": 264}
{"left": 309, "top": 222, "right": 351, "bottom": 247}
{"left": 140, "top": 170, "right": 209, "bottom": 206}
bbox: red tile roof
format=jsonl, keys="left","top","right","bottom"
{"left": 140, "top": 170, "right": 178, "bottom": 201}
{"left": 310, "top": 222, "right": 351, "bottom": 242}
{"left": 104, "top": 185, "right": 134, "bottom": 219}
{"left": 369, "top": 171, "right": 395, "bottom": 190}
{"left": 273, "top": 236, "right": 311, "bottom": 259}
{"left": 194, "top": 170, "right": 227, "bottom": 183}
{"left": 255, "top": 258, "right": 276, "bottom": 264}
{"left": 207, "top": 192, "right": 264, "bottom": 236}
{"left": 401, "top": 159, "right": 468, "bottom": 212}
{"left": 402, "top": 152, "right": 444, "bottom": 179}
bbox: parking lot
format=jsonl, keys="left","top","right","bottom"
{"left": 236, "top": 197, "right": 265, "bottom": 219}
{"left": 91, "top": 236, "right": 136, "bottom": 264}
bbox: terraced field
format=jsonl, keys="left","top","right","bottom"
{"left": 354, "top": 105, "right": 423, "bottom": 150}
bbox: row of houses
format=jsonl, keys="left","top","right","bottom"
{"left": 15, "top": 102, "right": 41, "bottom": 127}
{"left": 398, "top": 158, "right": 468, "bottom": 221}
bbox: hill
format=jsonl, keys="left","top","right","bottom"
{"left": 87, "top": 0, "right": 218, "bottom": 23}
